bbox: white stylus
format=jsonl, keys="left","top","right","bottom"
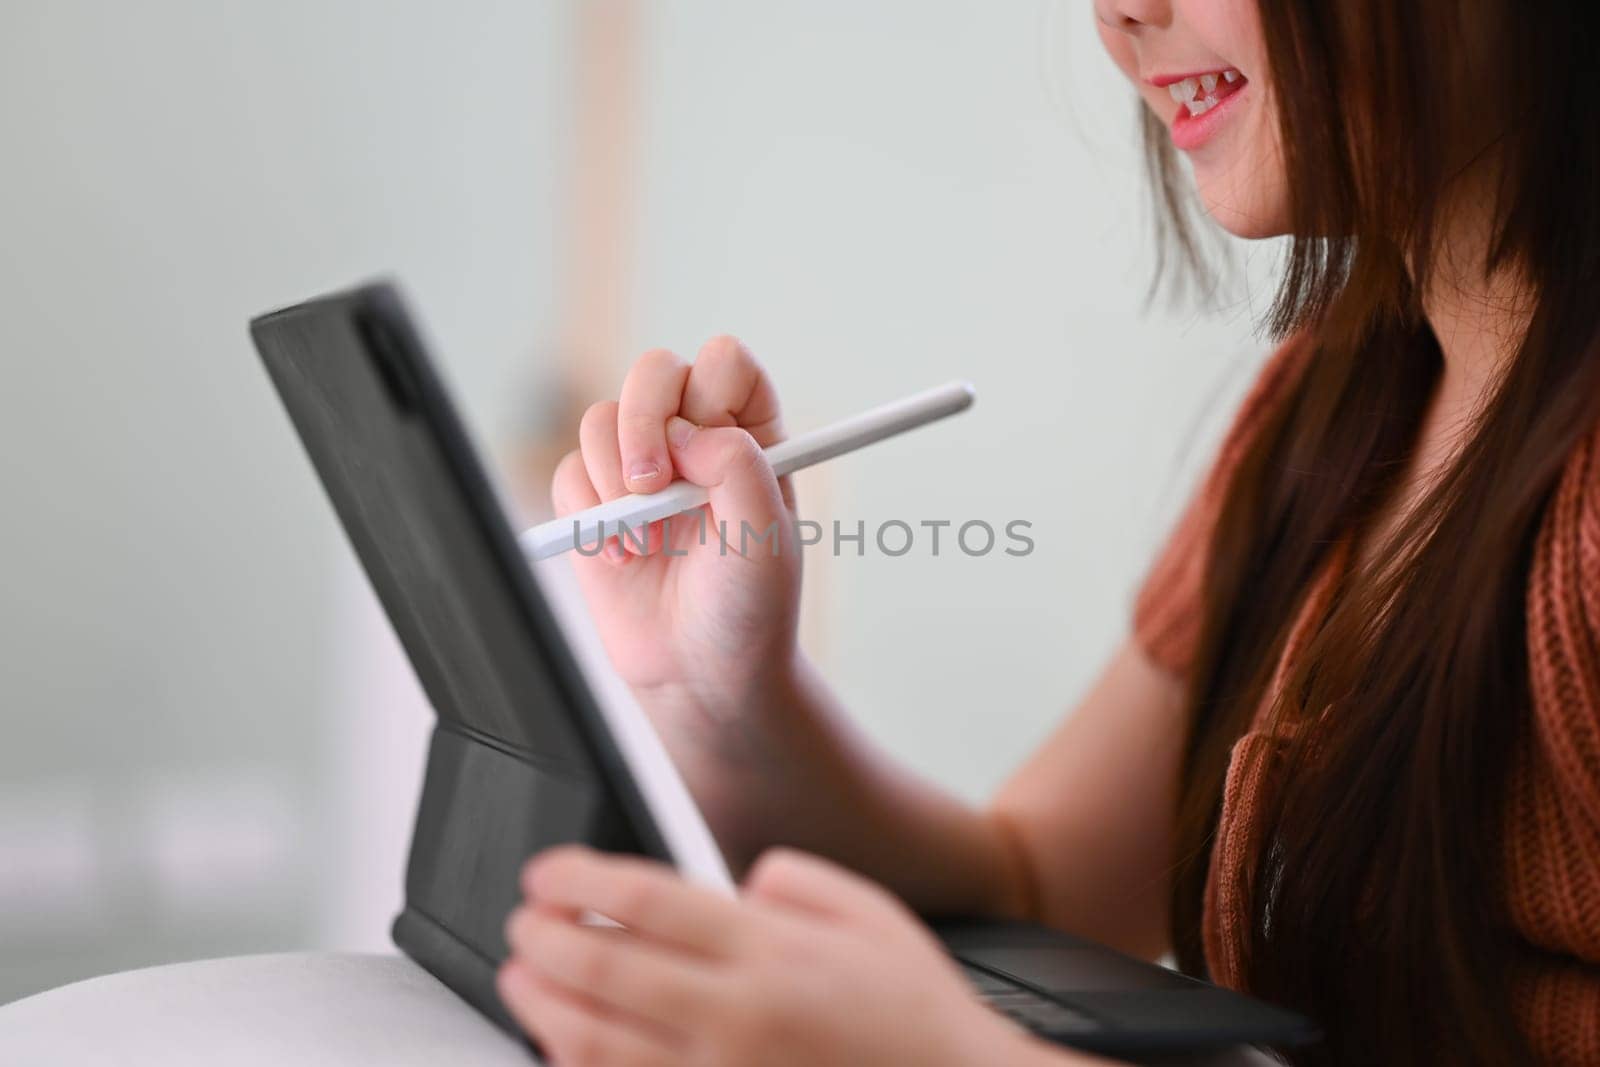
{"left": 520, "top": 379, "right": 976, "bottom": 562}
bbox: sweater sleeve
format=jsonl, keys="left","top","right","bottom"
{"left": 1132, "top": 335, "right": 1311, "bottom": 678}
{"left": 1522, "top": 420, "right": 1600, "bottom": 879}
{"left": 1504, "top": 422, "right": 1600, "bottom": 1061}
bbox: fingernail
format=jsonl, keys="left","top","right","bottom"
{"left": 605, "top": 541, "right": 627, "bottom": 564}
{"left": 667, "top": 416, "right": 696, "bottom": 449}
{"left": 626, "top": 461, "right": 662, "bottom": 488}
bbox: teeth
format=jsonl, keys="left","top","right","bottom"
{"left": 1172, "top": 69, "right": 1242, "bottom": 119}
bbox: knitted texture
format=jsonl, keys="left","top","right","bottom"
{"left": 1133, "top": 339, "right": 1600, "bottom": 1064}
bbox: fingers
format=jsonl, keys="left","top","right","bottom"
{"left": 579, "top": 400, "right": 628, "bottom": 503}
{"left": 681, "top": 335, "right": 785, "bottom": 447}
{"left": 505, "top": 905, "right": 724, "bottom": 1032}
{"left": 744, "top": 848, "right": 908, "bottom": 928}
{"left": 573, "top": 405, "right": 639, "bottom": 561}
{"left": 551, "top": 449, "right": 601, "bottom": 519}
{"left": 566, "top": 339, "right": 792, "bottom": 558}
{"left": 523, "top": 847, "right": 744, "bottom": 958}
{"left": 497, "top": 961, "right": 677, "bottom": 1067}
{"left": 664, "top": 421, "right": 791, "bottom": 560}
{"left": 617, "top": 349, "right": 691, "bottom": 494}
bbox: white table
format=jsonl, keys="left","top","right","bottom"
{"left": 0, "top": 953, "right": 1277, "bottom": 1065}
{"left": 0, "top": 953, "right": 535, "bottom": 1067}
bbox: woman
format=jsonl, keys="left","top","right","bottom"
{"left": 497, "top": 1, "right": 1600, "bottom": 1063}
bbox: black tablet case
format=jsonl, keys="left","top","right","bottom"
{"left": 250, "top": 282, "right": 673, "bottom": 1034}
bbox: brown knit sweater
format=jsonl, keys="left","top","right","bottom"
{"left": 1133, "top": 337, "right": 1600, "bottom": 1064}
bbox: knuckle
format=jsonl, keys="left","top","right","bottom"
{"left": 517, "top": 976, "right": 552, "bottom": 1021}
{"left": 746, "top": 848, "right": 802, "bottom": 893}
{"left": 633, "top": 347, "right": 687, "bottom": 378}
{"left": 718, "top": 428, "right": 763, "bottom": 470}
{"left": 698, "top": 334, "right": 752, "bottom": 370}
{"left": 579, "top": 400, "right": 619, "bottom": 438}
{"left": 553, "top": 448, "right": 585, "bottom": 482}
{"left": 537, "top": 848, "right": 581, "bottom": 886}
{"left": 613, "top": 877, "right": 660, "bottom": 925}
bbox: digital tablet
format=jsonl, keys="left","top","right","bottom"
{"left": 250, "top": 280, "right": 1318, "bottom": 1058}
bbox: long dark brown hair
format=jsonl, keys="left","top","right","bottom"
{"left": 1145, "top": 3, "right": 1600, "bottom": 1063}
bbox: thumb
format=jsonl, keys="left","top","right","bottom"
{"left": 664, "top": 417, "right": 792, "bottom": 559}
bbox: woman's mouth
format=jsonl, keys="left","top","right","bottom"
{"left": 1167, "top": 69, "right": 1243, "bottom": 117}
{"left": 1154, "top": 68, "right": 1248, "bottom": 152}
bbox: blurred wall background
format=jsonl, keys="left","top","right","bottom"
{"left": 0, "top": 0, "right": 1276, "bottom": 1004}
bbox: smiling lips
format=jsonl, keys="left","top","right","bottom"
{"left": 1155, "top": 68, "right": 1248, "bottom": 151}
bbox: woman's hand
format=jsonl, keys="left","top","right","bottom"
{"left": 551, "top": 340, "right": 1033, "bottom": 918}
{"left": 499, "top": 846, "right": 1083, "bottom": 1067}
{"left": 555, "top": 338, "right": 799, "bottom": 714}
{"left": 554, "top": 338, "right": 806, "bottom": 847}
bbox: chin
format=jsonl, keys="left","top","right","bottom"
{"left": 1194, "top": 177, "right": 1292, "bottom": 239}
{"left": 1205, "top": 203, "right": 1290, "bottom": 240}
